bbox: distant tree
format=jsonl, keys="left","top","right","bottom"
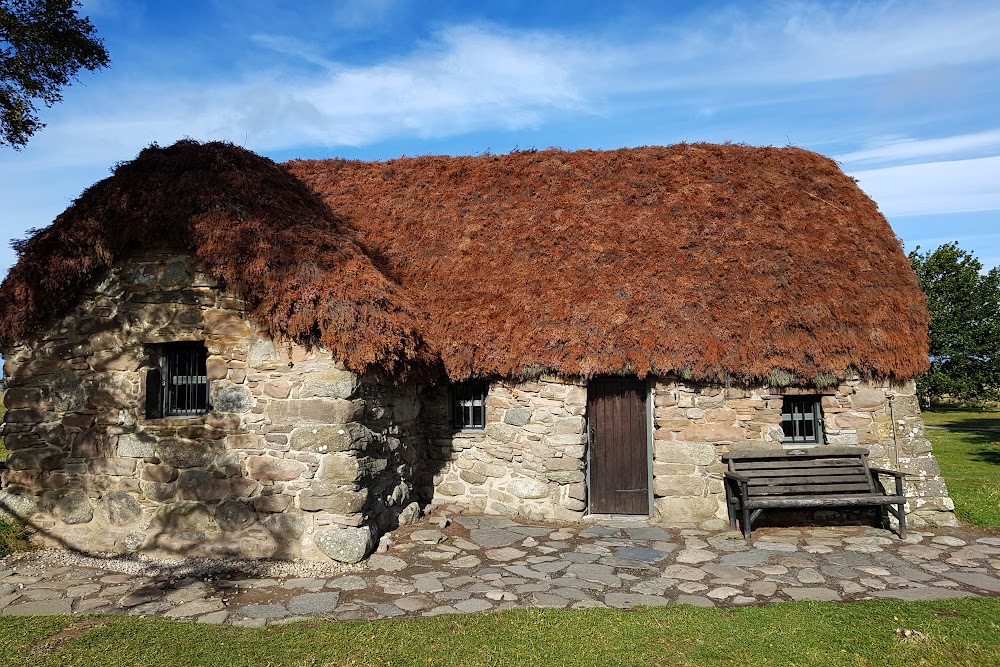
{"left": 0, "top": 0, "right": 109, "bottom": 149}
{"left": 909, "top": 243, "right": 1000, "bottom": 407}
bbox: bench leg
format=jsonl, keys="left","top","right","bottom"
{"left": 897, "top": 502, "right": 906, "bottom": 539}
{"left": 742, "top": 504, "right": 752, "bottom": 539}
{"left": 723, "top": 482, "right": 734, "bottom": 530}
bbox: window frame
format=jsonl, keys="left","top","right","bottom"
{"left": 780, "top": 395, "right": 824, "bottom": 445}
{"left": 449, "top": 379, "right": 488, "bottom": 431}
{"left": 145, "top": 341, "right": 211, "bottom": 419}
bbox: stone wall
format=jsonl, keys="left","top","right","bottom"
{"left": 422, "top": 376, "right": 588, "bottom": 521}
{"left": 0, "top": 253, "right": 422, "bottom": 563}
{"left": 650, "top": 378, "right": 956, "bottom": 528}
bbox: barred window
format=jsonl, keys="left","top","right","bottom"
{"left": 450, "top": 380, "right": 488, "bottom": 430}
{"left": 781, "top": 395, "right": 823, "bottom": 444}
{"left": 145, "top": 342, "right": 210, "bottom": 418}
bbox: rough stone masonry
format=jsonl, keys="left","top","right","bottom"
{"left": 0, "top": 253, "right": 955, "bottom": 565}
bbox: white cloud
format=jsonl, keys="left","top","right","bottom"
{"left": 836, "top": 129, "right": 1000, "bottom": 166}
{"left": 850, "top": 156, "right": 1000, "bottom": 217}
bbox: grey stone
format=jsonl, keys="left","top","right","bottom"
{"left": 298, "top": 485, "right": 367, "bottom": 513}
{"left": 614, "top": 547, "right": 669, "bottom": 564}
{"left": 469, "top": 528, "right": 522, "bottom": 549}
{"left": 720, "top": 551, "right": 770, "bottom": 566}
{"left": 42, "top": 488, "right": 93, "bottom": 525}
{"left": 939, "top": 571, "right": 1000, "bottom": 593}
{"left": 263, "top": 512, "right": 304, "bottom": 542}
{"left": 288, "top": 592, "right": 340, "bottom": 615}
{"left": 579, "top": 526, "right": 621, "bottom": 538}
{"left": 0, "top": 490, "right": 37, "bottom": 521}
{"left": 102, "top": 491, "right": 142, "bottom": 527}
{"left": 118, "top": 588, "right": 165, "bottom": 608}
{"left": 239, "top": 604, "right": 289, "bottom": 619}
{"left": 326, "top": 575, "right": 367, "bottom": 591}
{"left": 367, "top": 555, "right": 408, "bottom": 572}
{"left": 117, "top": 434, "right": 156, "bottom": 458}
{"left": 299, "top": 370, "right": 359, "bottom": 400}
{"left": 562, "top": 552, "right": 601, "bottom": 563}
{"left": 411, "top": 530, "right": 446, "bottom": 545}
{"left": 215, "top": 500, "right": 254, "bottom": 532}
{"left": 197, "top": 611, "right": 230, "bottom": 624}
{"left": 503, "top": 408, "right": 532, "bottom": 426}
{"left": 156, "top": 439, "right": 219, "bottom": 468}
{"left": 315, "top": 526, "right": 374, "bottom": 564}
{"left": 2, "top": 599, "right": 73, "bottom": 616}
{"left": 454, "top": 598, "right": 493, "bottom": 613}
{"left": 212, "top": 384, "right": 252, "bottom": 413}
{"left": 289, "top": 423, "right": 372, "bottom": 454}
{"left": 164, "top": 599, "right": 226, "bottom": 618}
{"left": 374, "top": 603, "right": 406, "bottom": 617}
{"left": 507, "top": 478, "right": 549, "bottom": 500}
{"left": 624, "top": 527, "right": 670, "bottom": 541}
{"left": 152, "top": 501, "right": 217, "bottom": 536}
{"left": 753, "top": 541, "right": 797, "bottom": 552}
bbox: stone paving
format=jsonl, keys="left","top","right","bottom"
{"left": 2, "top": 517, "right": 999, "bottom": 626}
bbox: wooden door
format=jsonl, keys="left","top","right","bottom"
{"left": 587, "top": 376, "right": 649, "bottom": 514}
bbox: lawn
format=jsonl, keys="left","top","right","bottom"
{"left": 921, "top": 407, "right": 1000, "bottom": 528}
{"left": 0, "top": 598, "right": 998, "bottom": 667}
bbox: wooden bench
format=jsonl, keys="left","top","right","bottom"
{"left": 722, "top": 446, "right": 906, "bottom": 539}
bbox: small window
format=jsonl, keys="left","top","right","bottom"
{"left": 781, "top": 395, "right": 823, "bottom": 444}
{"left": 145, "top": 342, "right": 210, "bottom": 418}
{"left": 450, "top": 380, "right": 488, "bottom": 430}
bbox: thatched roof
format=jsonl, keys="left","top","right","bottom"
{"left": 287, "top": 143, "right": 929, "bottom": 383}
{"left": 0, "top": 140, "right": 437, "bottom": 380}
{"left": 0, "top": 140, "right": 929, "bottom": 385}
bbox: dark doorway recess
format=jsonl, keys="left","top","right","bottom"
{"left": 587, "top": 376, "right": 649, "bottom": 514}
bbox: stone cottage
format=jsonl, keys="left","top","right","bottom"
{"left": 0, "top": 140, "right": 955, "bottom": 563}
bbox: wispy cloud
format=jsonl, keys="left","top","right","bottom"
{"left": 851, "top": 156, "right": 1000, "bottom": 217}
{"left": 836, "top": 129, "right": 1000, "bottom": 166}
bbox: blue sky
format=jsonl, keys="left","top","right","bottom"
{"left": 2, "top": 0, "right": 999, "bottom": 274}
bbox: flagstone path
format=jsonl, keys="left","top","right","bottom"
{"left": 2, "top": 516, "right": 999, "bottom": 626}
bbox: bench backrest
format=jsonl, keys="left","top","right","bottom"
{"left": 722, "top": 446, "right": 877, "bottom": 497}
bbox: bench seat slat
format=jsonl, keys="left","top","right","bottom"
{"left": 740, "top": 467, "right": 868, "bottom": 479}
{"left": 747, "top": 474, "right": 872, "bottom": 487}
{"left": 745, "top": 494, "right": 905, "bottom": 509}
{"left": 749, "top": 482, "right": 876, "bottom": 495}
{"left": 734, "top": 459, "right": 865, "bottom": 470}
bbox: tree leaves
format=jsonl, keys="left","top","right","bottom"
{"left": 0, "top": 0, "right": 109, "bottom": 149}
{"left": 909, "top": 243, "right": 1000, "bottom": 405}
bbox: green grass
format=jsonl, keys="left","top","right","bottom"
{"left": 922, "top": 404, "right": 1000, "bottom": 431}
{"left": 0, "top": 599, "right": 998, "bottom": 667}
{"left": 919, "top": 404, "right": 1000, "bottom": 527}
{"left": 924, "top": 426, "right": 1000, "bottom": 528}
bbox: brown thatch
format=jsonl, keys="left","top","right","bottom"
{"left": 287, "top": 143, "right": 930, "bottom": 383}
{"left": 0, "top": 140, "right": 437, "bottom": 381}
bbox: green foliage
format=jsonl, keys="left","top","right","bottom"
{"left": 0, "top": 0, "right": 109, "bottom": 149}
{"left": 1, "top": 600, "right": 999, "bottom": 666}
{"left": 909, "top": 243, "right": 1000, "bottom": 406}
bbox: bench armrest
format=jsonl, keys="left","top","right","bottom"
{"left": 869, "top": 467, "right": 905, "bottom": 478}
{"left": 723, "top": 471, "right": 749, "bottom": 483}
